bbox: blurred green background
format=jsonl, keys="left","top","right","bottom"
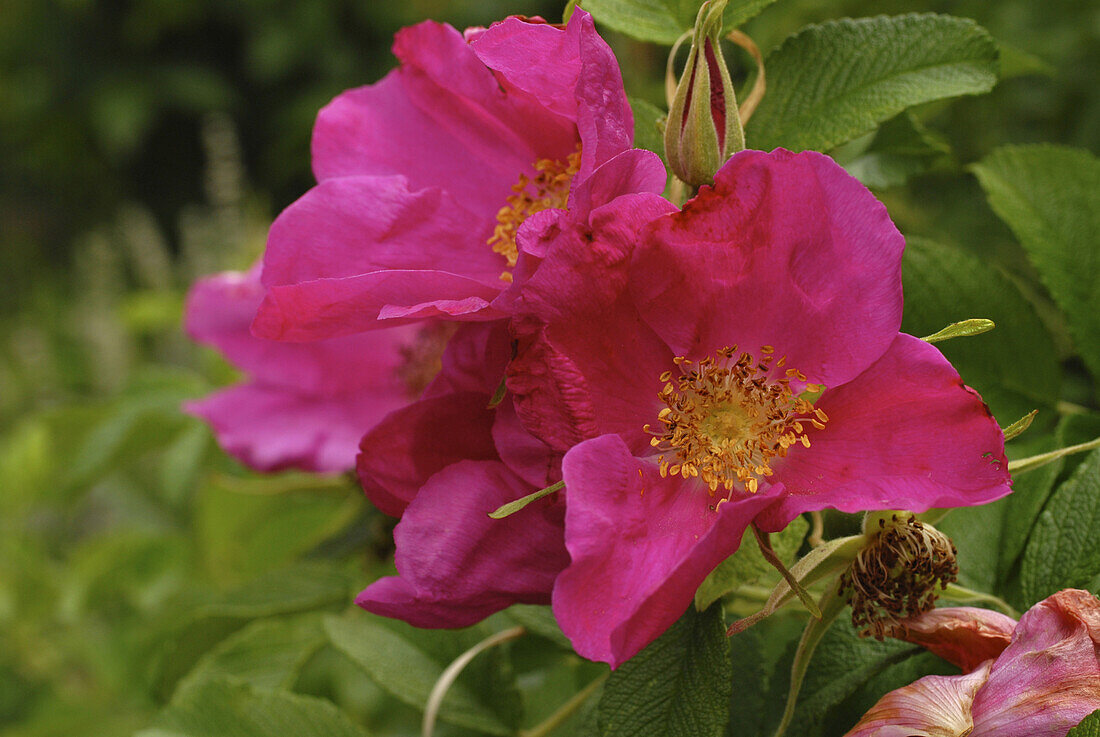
{"left": 1, "top": 0, "right": 1097, "bottom": 735}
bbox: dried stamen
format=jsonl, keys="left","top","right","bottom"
{"left": 840, "top": 514, "right": 959, "bottom": 640}
{"left": 643, "top": 345, "right": 825, "bottom": 496}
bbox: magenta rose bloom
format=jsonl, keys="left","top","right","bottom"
{"left": 352, "top": 157, "right": 671, "bottom": 626}
{"left": 845, "top": 590, "right": 1100, "bottom": 737}
{"left": 184, "top": 265, "right": 447, "bottom": 472}
{"left": 251, "top": 8, "right": 663, "bottom": 342}
{"left": 510, "top": 148, "right": 1012, "bottom": 666}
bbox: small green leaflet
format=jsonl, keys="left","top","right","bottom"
{"left": 489, "top": 480, "right": 564, "bottom": 519}
{"left": 1068, "top": 710, "right": 1100, "bottom": 737}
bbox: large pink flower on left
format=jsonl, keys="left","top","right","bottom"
{"left": 184, "top": 266, "right": 441, "bottom": 472}
{"left": 252, "top": 8, "right": 660, "bottom": 341}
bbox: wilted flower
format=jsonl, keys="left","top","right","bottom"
{"left": 184, "top": 265, "right": 446, "bottom": 472}
{"left": 250, "top": 9, "right": 664, "bottom": 342}
{"left": 509, "top": 148, "right": 1012, "bottom": 667}
{"left": 845, "top": 589, "right": 1100, "bottom": 737}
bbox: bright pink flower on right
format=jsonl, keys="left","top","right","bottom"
{"left": 511, "top": 148, "right": 1013, "bottom": 666}
{"left": 846, "top": 589, "right": 1100, "bottom": 737}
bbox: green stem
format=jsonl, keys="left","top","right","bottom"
{"left": 519, "top": 672, "right": 609, "bottom": 737}
{"left": 422, "top": 627, "right": 526, "bottom": 737}
{"left": 941, "top": 583, "right": 1020, "bottom": 618}
{"left": 1057, "top": 400, "right": 1090, "bottom": 416}
{"left": 752, "top": 525, "right": 822, "bottom": 619}
{"left": 1008, "top": 435, "right": 1100, "bottom": 474}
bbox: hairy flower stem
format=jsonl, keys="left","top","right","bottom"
{"left": 422, "top": 626, "right": 526, "bottom": 737}
{"left": 942, "top": 582, "right": 1021, "bottom": 618}
{"left": 519, "top": 673, "right": 609, "bottom": 737}
{"left": 1008, "top": 435, "right": 1100, "bottom": 474}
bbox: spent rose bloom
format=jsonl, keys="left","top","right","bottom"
{"left": 184, "top": 265, "right": 447, "bottom": 472}
{"left": 846, "top": 590, "right": 1100, "bottom": 737}
{"left": 509, "top": 148, "right": 1012, "bottom": 666}
{"left": 250, "top": 8, "right": 663, "bottom": 342}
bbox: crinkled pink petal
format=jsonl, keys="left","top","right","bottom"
{"left": 552, "top": 434, "right": 779, "bottom": 668}
{"left": 253, "top": 271, "right": 502, "bottom": 342}
{"left": 507, "top": 192, "right": 676, "bottom": 453}
{"left": 631, "top": 148, "right": 903, "bottom": 388}
{"left": 971, "top": 590, "right": 1100, "bottom": 736}
{"left": 356, "top": 392, "right": 499, "bottom": 518}
{"left": 186, "top": 384, "right": 405, "bottom": 473}
{"left": 843, "top": 662, "right": 992, "bottom": 737}
{"left": 890, "top": 607, "right": 1017, "bottom": 673}
{"left": 356, "top": 460, "right": 568, "bottom": 627}
{"left": 757, "top": 334, "right": 1011, "bottom": 531}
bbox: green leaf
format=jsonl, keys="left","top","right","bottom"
{"left": 998, "top": 436, "right": 1063, "bottom": 585}
{"left": 579, "top": 0, "right": 779, "bottom": 46}
{"left": 1069, "top": 710, "right": 1100, "bottom": 737}
{"left": 630, "top": 96, "right": 667, "bottom": 160}
{"left": 840, "top": 112, "right": 951, "bottom": 190}
{"left": 696, "top": 516, "right": 807, "bottom": 610}
{"left": 138, "top": 678, "right": 367, "bottom": 737}
{"left": 1019, "top": 447, "right": 1100, "bottom": 605}
{"left": 178, "top": 615, "right": 327, "bottom": 693}
{"left": 971, "top": 145, "right": 1100, "bottom": 381}
{"left": 901, "top": 237, "right": 1061, "bottom": 425}
{"left": 781, "top": 613, "right": 919, "bottom": 735}
{"left": 324, "top": 614, "right": 514, "bottom": 735}
{"left": 747, "top": 14, "right": 998, "bottom": 153}
{"left": 597, "top": 604, "right": 731, "bottom": 737}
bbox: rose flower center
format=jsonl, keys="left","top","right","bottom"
{"left": 644, "top": 346, "right": 828, "bottom": 495}
{"left": 488, "top": 146, "right": 582, "bottom": 282}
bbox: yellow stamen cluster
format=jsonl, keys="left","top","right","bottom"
{"left": 488, "top": 146, "right": 582, "bottom": 281}
{"left": 643, "top": 346, "right": 827, "bottom": 495}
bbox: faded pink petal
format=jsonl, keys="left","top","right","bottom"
{"left": 184, "top": 267, "right": 421, "bottom": 472}
{"left": 757, "top": 334, "right": 1012, "bottom": 531}
{"left": 891, "top": 606, "right": 1017, "bottom": 673}
{"left": 552, "top": 434, "right": 779, "bottom": 667}
{"left": 356, "top": 461, "right": 568, "bottom": 627}
{"left": 631, "top": 148, "right": 904, "bottom": 388}
{"left": 971, "top": 590, "right": 1100, "bottom": 736}
{"left": 844, "top": 662, "right": 992, "bottom": 737}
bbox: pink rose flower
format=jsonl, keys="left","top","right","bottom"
{"left": 251, "top": 9, "right": 664, "bottom": 342}
{"left": 846, "top": 589, "right": 1100, "bottom": 737}
{"left": 184, "top": 265, "right": 446, "bottom": 472}
{"left": 509, "top": 148, "right": 1012, "bottom": 666}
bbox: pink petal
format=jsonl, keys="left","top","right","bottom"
{"left": 971, "top": 590, "right": 1100, "bottom": 736}
{"left": 631, "top": 148, "right": 904, "bottom": 388}
{"left": 492, "top": 396, "right": 561, "bottom": 489}
{"left": 253, "top": 271, "right": 501, "bottom": 342}
{"left": 186, "top": 266, "right": 417, "bottom": 394}
{"left": 356, "top": 392, "right": 499, "bottom": 517}
{"left": 356, "top": 460, "right": 568, "bottom": 628}
{"left": 892, "top": 607, "right": 1017, "bottom": 673}
{"left": 758, "top": 334, "right": 1011, "bottom": 531}
{"left": 423, "top": 321, "right": 511, "bottom": 398}
{"left": 843, "top": 662, "right": 992, "bottom": 737}
{"left": 311, "top": 20, "right": 575, "bottom": 209}
{"left": 186, "top": 384, "right": 405, "bottom": 474}
{"left": 552, "top": 434, "right": 778, "bottom": 667}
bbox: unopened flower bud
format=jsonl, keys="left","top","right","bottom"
{"left": 840, "top": 512, "right": 959, "bottom": 640}
{"left": 664, "top": 0, "right": 745, "bottom": 187}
